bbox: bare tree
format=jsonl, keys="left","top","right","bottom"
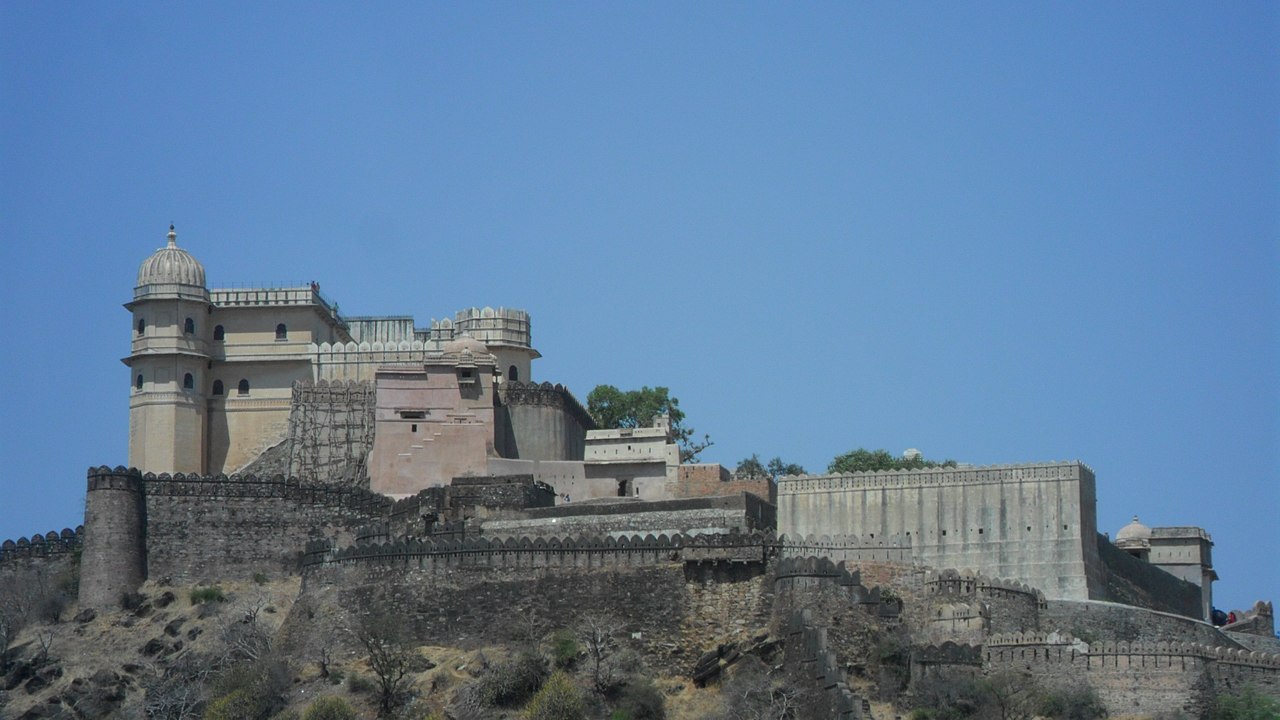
{"left": 576, "top": 613, "right": 624, "bottom": 693}
{"left": 144, "top": 652, "right": 216, "bottom": 720}
{"left": 982, "top": 671, "right": 1040, "bottom": 720}
{"left": 354, "top": 612, "right": 414, "bottom": 715}
{"left": 722, "top": 656, "right": 798, "bottom": 720}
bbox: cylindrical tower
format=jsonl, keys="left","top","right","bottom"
{"left": 79, "top": 466, "right": 147, "bottom": 608}
{"left": 124, "top": 225, "right": 211, "bottom": 474}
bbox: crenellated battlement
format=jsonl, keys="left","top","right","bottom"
{"left": 777, "top": 532, "right": 913, "bottom": 564}
{"left": 0, "top": 527, "right": 83, "bottom": 564}
{"left": 773, "top": 555, "right": 904, "bottom": 617}
{"left": 498, "top": 380, "right": 595, "bottom": 429}
{"left": 777, "top": 461, "right": 1092, "bottom": 494}
{"left": 984, "top": 631, "right": 1280, "bottom": 670}
{"left": 925, "top": 568, "right": 1047, "bottom": 606}
{"left": 303, "top": 530, "right": 772, "bottom": 572}
{"left": 85, "top": 465, "right": 395, "bottom": 512}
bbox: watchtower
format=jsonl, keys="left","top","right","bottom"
{"left": 123, "top": 225, "right": 210, "bottom": 474}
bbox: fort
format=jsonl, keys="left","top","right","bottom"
{"left": 0, "top": 225, "right": 1275, "bottom": 719}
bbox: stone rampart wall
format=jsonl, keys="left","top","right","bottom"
{"left": 303, "top": 531, "right": 771, "bottom": 573}
{"left": 0, "top": 527, "right": 82, "bottom": 564}
{"left": 497, "top": 381, "right": 594, "bottom": 462}
{"left": 924, "top": 568, "right": 1044, "bottom": 636}
{"left": 781, "top": 609, "right": 874, "bottom": 719}
{"left": 1096, "top": 533, "right": 1202, "bottom": 618}
{"left": 778, "top": 533, "right": 913, "bottom": 564}
{"left": 142, "top": 470, "right": 393, "bottom": 582}
{"left": 288, "top": 533, "right": 774, "bottom": 676}
{"left": 1042, "top": 599, "right": 1233, "bottom": 647}
{"left": 777, "top": 462, "right": 1104, "bottom": 601}
{"left": 982, "top": 632, "right": 1280, "bottom": 715}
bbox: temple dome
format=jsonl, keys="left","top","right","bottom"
{"left": 1115, "top": 515, "right": 1152, "bottom": 544}
{"left": 137, "top": 225, "right": 206, "bottom": 287}
{"left": 442, "top": 333, "right": 488, "bottom": 356}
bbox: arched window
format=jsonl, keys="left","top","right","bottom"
{"left": 183, "top": 373, "right": 194, "bottom": 390}
{"left": 275, "top": 323, "right": 287, "bottom": 340}
{"left": 508, "top": 365, "right": 519, "bottom": 382}
{"left": 237, "top": 379, "right": 250, "bottom": 395}
{"left": 135, "top": 374, "right": 143, "bottom": 390}
{"left": 184, "top": 317, "right": 195, "bottom": 335}
{"left": 213, "top": 325, "right": 225, "bottom": 341}
{"left": 136, "top": 318, "right": 145, "bottom": 335}
{"left": 212, "top": 380, "right": 224, "bottom": 396}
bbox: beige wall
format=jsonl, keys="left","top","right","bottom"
{"left": 368, "top": 363, "right": 497, "bottom": 496}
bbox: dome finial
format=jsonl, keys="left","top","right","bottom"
{"left": 167, "top": 224, "right": 177, "bottom": 247}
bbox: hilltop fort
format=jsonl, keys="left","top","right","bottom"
{"left": 0, "top": 226, "right": 1275, "bottom": 719}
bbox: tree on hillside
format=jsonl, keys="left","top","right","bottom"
{"left": 735, "top": 454, "right": 805, "bottom": 479}
{"left": 827, "top": 448, "right": 957, "bottom": 474}
{"left": 586, "top": 385, "right": 712, "bottom": 462}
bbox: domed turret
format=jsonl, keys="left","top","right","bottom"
{"left": 1114, "top": 515, "right": 1152, "bottom": 559}
{"left": 137, "top": 225, "right": 206, "bottom": 288}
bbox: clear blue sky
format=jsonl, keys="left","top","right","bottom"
{"left": 2, "top": 3, "right": 1275, "bottom": 613}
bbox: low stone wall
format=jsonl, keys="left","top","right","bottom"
{"left": 1042, "top": 599, "right": 1236, "bottom": 647}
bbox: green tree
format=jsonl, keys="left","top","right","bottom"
{"left": 524, "top": 670, "right": 585, "bottom": 720}
{"left": 735, "top": 454, "right": 768, "bottom": 477}
{"left": 828, "top": 448, "right": 957, "bottom": 474}
{"left": 586, "top": 385, "right": 712, "bottom": 462}
{"left": 736, "top": 455, "right": 805, "bottom": 479}
{"left": 1211, "top": 684, "right": 1280, "bottom": 720}
{"left": 766, "top": 457, "right": 805, "bottom": 478}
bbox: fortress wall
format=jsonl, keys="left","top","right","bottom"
{"left": 782, "top": 609, "right": 875, "bottom": 719}
{"left": 136, "top": 471, "right": 393, "bottom": 583}
{"left": 1096, "top": 533, "right": 1204, "bottom": 618}
{"left": 1042, "top": 599, "right": 1237, "bottom": 647}
{"left": 0, "top": 527, "right": 83, "bottom": 614}
{"left": 497, "top": 382, "right": 592, "bottom": 461}
{"left": 777, "top": 463, "right": 1102, "bottom": 600}
{"left": 982, "top": 634, "right": 1280, "bottom": 716}
{"left": 484, "top": 492, "right": 776, "bottom": 538}
{"left": 923, "top": 569, "right": 1043, "bottom": 637}
{"left": 292, "top": 533, "right": 773, "bottom": 676}
{"left": 778, "top": 533, "right": 914, "bottom": 565}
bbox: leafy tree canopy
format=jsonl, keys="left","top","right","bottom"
{"left": 586, "top": 385, "right": 712, "bottom": 462}
{"left": 828, "top": 448, "right": 957, "bottom": 474}
{"left": 736, "top": 454, "right": 805, "bottom": 479}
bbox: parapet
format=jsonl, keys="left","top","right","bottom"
{"left": 498, "top": 381, "right": 596, "bottom": 429}
{"left": 86, "top": 465, "right": 145, "bottom": 493}
{"left": 304, "top": 530, "right": 773, "bottom": 572}
{"left": 777, "top": 461, "right": 1093, "bottom": 494}
{"left": 0, "top": 527, "right": 83, "bottom": 564}
{"left": 453, "top": 306, "right": 531, "bottom": 347}
{"left": 925, "top": 568, "right": 1047, "bottom": 606}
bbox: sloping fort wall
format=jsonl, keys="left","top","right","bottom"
{"left": 776, "top": 462, "right": 1104, "bottom": 601}
{"left": 289, "top": 531, "right": 774, "bottom": 676}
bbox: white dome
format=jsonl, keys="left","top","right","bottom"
{"left": 1115, "top": 515, "right": 1152, "bottom": 543}
{"left": 442, "top": 333, "right": 488, "bottom": 356}
{"left": 137, "top": 225, "right": 206, "bottom": 287}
